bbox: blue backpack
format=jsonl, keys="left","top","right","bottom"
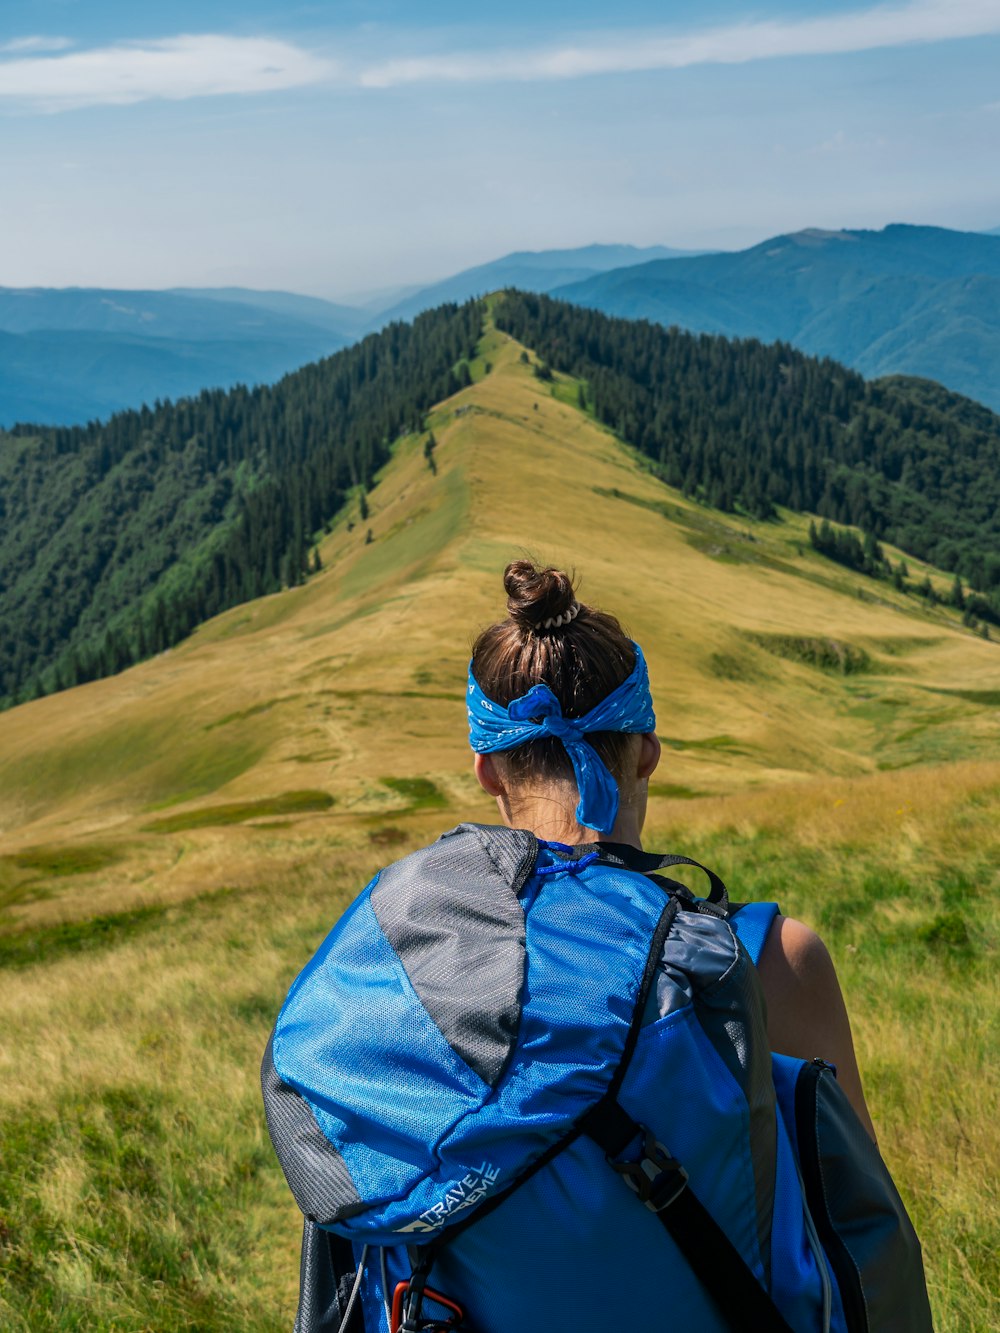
{"left": 263, "top": 824, "right": 931, "bottom": 1333}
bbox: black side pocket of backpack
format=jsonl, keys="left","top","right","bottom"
{"left": 795, "top": 1060, "right": 934, "bottom": 1333}
{"left": 294, "top": 1220, "right": 365, "bottom": 1333}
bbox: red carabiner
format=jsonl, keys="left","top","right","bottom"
{"left": 390, "top": 1280, "right": 465, "bottom": 1333}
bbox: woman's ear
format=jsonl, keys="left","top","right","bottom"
{"left": 637, "top": 732, "right": 661, "bottom": 781}
{"left": 474, "top": 752, "right": 504, "bottom": 797}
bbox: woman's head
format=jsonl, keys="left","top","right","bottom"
{"left": 469, "top": 561, "right": 660, "bottom": 840}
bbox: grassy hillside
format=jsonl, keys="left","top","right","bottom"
{"left": 0, "top": 301, "right": 481, "bottom": 707}
{"left": 0, "top": 325, "right": 997, "bottom": 1330}
{"left": 495, "top": 291, "right": 1000, "bottom": 616}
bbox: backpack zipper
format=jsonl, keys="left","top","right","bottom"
{"left": 794, "top": 1059, "right": 869, "bottom": 1332}
{"left": 798, "top": 1158, "right": 833, "bottom": 1333}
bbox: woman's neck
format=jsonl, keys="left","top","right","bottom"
{"left": 497, "top": 788, "right": 645, "bottom": 850}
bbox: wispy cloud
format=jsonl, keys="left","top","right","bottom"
{"left": 0, "top": 36, "right": 74, "bottom": 54}
{"left": 359, "top": 0, "right": 1000, "bottom": 87}
{"left": 0, "top": 34, "right": 334, "bottom": 111}
{"left": 3, "top": 0, "right": 998, "bottom": 113}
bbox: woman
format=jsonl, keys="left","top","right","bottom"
{"left": 467, "top": 562, "right": 876, "bottom": 1140}
{"left": 263, "top": 561, "right": 929, "bottom": 1333}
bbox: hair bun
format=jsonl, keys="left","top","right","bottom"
{"left": 503, "top": 560, "right": 578, "bottom": 633}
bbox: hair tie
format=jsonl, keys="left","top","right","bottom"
{"left": 539, "top": 603, "right": 580, "bottom": 631}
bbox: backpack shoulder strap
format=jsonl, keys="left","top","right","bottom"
{"left": 580, "top": 1096, "right": 795, "bottom": 1333}
{"left": 594, "top": 841, "right": 729, "bottom": 906}
{"left": 729, "top": 901, "right": 780, "bottom": 967}
{"left": 579, "top": 891, "right": 795, "bottom": 1333}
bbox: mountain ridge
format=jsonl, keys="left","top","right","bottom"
{"left": 367, "top": 242, "right": 705, "bottom": 326}
{"left": 5, "top": 292, "right": 1000, "bottom": 712}
{"left": 552, "top": 224, "right": 1000, "bottom": 411}
{"left": 0, "top": 245, "right": 697, "bottom": 427}
{"left": 7, "top": 225, "right": 1000, "bottom": 426}
{"left": 1, "top": 319, "right": 996, "bottom": 849}
{"left": 0, "top": 287, "right": 353, "bottom": 428}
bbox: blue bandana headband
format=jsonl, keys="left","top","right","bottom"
{"left": 467, "top": 642, "right": 656, "bottom": 835}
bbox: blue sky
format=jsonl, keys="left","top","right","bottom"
{"left": 2, "top": 1, "right": 998, "bottom": 299}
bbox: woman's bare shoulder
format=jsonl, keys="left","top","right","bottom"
{"left": 757, "top": 914, "right": 877, "bottom": 1141}
{"left": 760, "top": 914, "right": 835, "bottom": 987}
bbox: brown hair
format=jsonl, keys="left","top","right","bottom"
{"left": 470, "top": 561, "right": 637, "bottom": 787}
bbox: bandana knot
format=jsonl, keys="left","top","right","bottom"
{"left": 507, "top": 685, "right": 574, "bottom": 740}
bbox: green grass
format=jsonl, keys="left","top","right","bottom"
{"left": 707, "top": 649, "right": 770, "bottom": 683}
{"left": 0, "top": 885, "right": 253, "bottom": 971}
{"left": 0, "top": 846, "right": 129, "bottom": 922}
{"left": 864, "top": 635, "right": 945, "bottom": 656}
{"left": 548, "top": 372, "right": 588, "bottom": 410}
{"left": 747, "top": 631, "right": 874, "bottom": 675}
{"left": 379, "top": 776, "right": 447, "bottom": 810}
{"left": 3, "top": 715, "right": 271, "bottom": 820}
{"left": 336, "top": 466, "right": 469, "bottom": 604}
{"left": 923, "top": 687, "right": 1000, "bottom": 707}
{"left": 648, "top": 782, "right": 706, "bottom": 799}
{"left": 143, "top": 790, "right": 334, "bottom": 833}
{"left": 3, "top": 844, "right": 122, "bottom": 879}
{"left": 0, "top": 1039, "right": 287, "bottom": 1333}
{"left": 0, "top": 863, "right": 360, "bottom": 1332}
{"left": 0, "top": 903, "right": 171, "bottom": 970}
{"left": 661, "top": 733, "right": 748, "bottom": 753}
{"left": 204, "top": 699, "right": 299, "bottom": 731}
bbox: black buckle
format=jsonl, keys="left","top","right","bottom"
{"left": 611, "top": 1129, "right": 689, "bottom": 1213}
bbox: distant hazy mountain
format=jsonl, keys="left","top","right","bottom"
{"left": 370, "top": 244, "right": 705, "bottom": 326}
{"left": 0, "top": 287, "right": 355, "bottom": 426}
{"left": 0, "top": 328, "right": 356, "bottom": 428}
{"left": 0, "top": 286, "right": 358, "bottom": 342}
{"left": 169, "top": 287, "right": 369, "bottom": 339}
{"left": 0, "top": 249, "right": 702, "bottom": 426}
{"left": 8, "top": 228, "right": 1000, "bottom": 425}
{"left": 551, "top": 225, "right": 1000, "bottom": 412}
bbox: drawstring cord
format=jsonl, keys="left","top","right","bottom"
{"left": 337, "top": 1243, "right": 368, "bottom": 1333}
{"left": 380, "top": 1247, "right": 392, "bottom": 1329}
{"left": 535, "top": 840, "right": 601, "bottom": 877}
